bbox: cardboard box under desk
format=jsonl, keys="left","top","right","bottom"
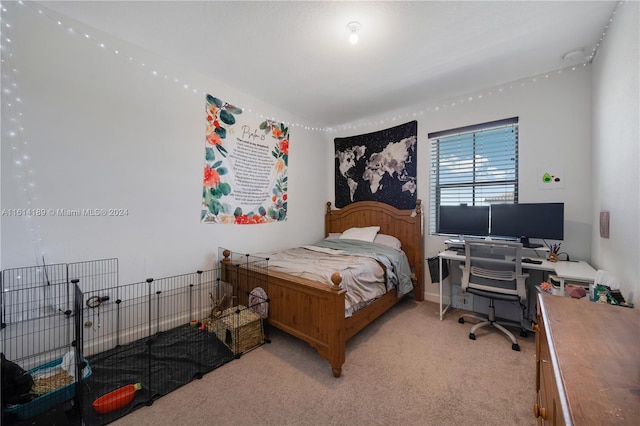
{"left": 211, "top": 305, "right": 264, "bottom": 355}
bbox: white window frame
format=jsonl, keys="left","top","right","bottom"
{"left": 429, "top": 117, "right": 519, "bottom": 235}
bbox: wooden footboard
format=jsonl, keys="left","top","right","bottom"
{"left": 264, "top": 269, "right": 347, "bottom": 377}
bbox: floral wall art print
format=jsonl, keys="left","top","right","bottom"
{"left": 202, "top": 94, "right": 288, "bottom": 224}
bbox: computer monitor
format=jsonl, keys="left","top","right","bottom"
{"left": 490, "top": 203, "right": 564, "bottom": 246}
{"left": 438, "top": 205, "right": 490, "bottom": 237}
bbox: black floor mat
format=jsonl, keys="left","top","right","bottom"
{"left": 80, "top": 324, "right": 234, "bottom": 425}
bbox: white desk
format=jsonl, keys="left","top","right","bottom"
{"left": 437, "top": 250, "right": 597, "bottom": 320}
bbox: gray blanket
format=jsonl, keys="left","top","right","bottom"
{"left": 310, "top": 238, "right": 414, "bottom": 297}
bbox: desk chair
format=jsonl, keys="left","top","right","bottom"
{"left": 458, "top": 239, "right": 529, "bottom": 351}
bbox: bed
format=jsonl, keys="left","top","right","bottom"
{"left": 220, "top": 199, "right": 423, "bottom": 377}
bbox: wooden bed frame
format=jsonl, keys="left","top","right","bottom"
{"left": 221, "top": 199, "right": 423, "bottom": 377}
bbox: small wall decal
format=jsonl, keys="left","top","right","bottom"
{"left": 537, "top": 168, "right": 564, "bottom": 189}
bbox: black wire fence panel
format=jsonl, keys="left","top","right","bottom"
{"left": 1, "top": 260, "right": 116, "bottom": 424}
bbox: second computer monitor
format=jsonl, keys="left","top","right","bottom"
{"left": 490, "top": 202, "right": 564, "bottom": 241}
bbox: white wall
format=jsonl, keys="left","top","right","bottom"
{"left": 591, "top": 0, "right": 640, "bottom": 305}
{"left": 329, "top": 65, "right": 594, "bottom": 303}
{"left": 1, "top": 4, "right": 329, "bottom": 284}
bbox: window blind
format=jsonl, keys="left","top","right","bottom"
{"left": 429, "top": 117, "right": 519, "bottom": 234}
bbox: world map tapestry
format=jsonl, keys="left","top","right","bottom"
{"left": 202, "top": 94, "right": 288, "bottom": 224}
{"left": 334, "top": 121, "right": 417, "bottom": 209}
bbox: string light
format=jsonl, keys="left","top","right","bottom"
{"left": 334, "top": 1, "right": 623, "bottom": 133}
{"left": 2, "top": 2, "right": 47, "bottom": 262}
{"left": 332, "top": 66, "right": 588, "bottom": 133}
{"left": 6, "top": 1, "right": 325, "bottom": 132}
{"left": 1, "top": 0, "right": 624, "bottom": 146}
{"left": 386, "top": 3, "right": 618, "bottom": 132}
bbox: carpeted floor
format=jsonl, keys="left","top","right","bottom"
{"left": 112, "top": 299, "right": 537, "bottom": 426}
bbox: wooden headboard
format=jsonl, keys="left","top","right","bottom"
{"left": 325, "top": 200, "right": 424, "bottom": 301}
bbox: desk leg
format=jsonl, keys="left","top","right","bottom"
{"left": 439, "top": 256, "right": 451, "bottom": 321}
{"left": 439, "top": 257, "right": 443, "bottom": 320}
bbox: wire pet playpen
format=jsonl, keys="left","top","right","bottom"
{"left": 1, "top": 254, "right": 269, "bottom": 425}
{"left": 1, "top": 259, "right": 117, "bottom": 423}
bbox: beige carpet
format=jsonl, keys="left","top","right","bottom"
{"left": 112, "top": 299, "right": 537, "bottom": 426}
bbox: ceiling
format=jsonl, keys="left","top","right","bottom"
{"left": 39, "top": 1, "right": 617, "bottom": 128}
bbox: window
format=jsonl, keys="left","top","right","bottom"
{"left": 429, "top": 117, "right": 519, "bottom": 234}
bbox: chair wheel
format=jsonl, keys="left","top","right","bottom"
{"left": 469, "top": 333, "right": 476, "bottom": 340}
{"left": 520, "top": 330, "right": 528, "bottom": 338}
{"left": 512, "top": 343, "right": 520, "bottom": 351}
{"left": 458, "top": 318, "right": 465, "bottom": 324}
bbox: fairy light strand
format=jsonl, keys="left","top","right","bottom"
{"left": 9, "top": 0, "right": 327, "bottom": 132}
{"left": 7, "top": 0, "right": 623, "bottom": 134}
{"left": 1, "top": 2, "right": 46, "bottom": 262}
{"left": 332, "top": 1, "right": 623, "bottom": 132}
{"left": 334, "top": 62, "right": 594, "bottom": 132}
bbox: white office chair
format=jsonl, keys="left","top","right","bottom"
{"left": 458, "top": 239, "right": 529, "bottom": 351}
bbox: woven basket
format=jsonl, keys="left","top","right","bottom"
{"left": 211, "top": 305, "right": 263, "bottom": 355}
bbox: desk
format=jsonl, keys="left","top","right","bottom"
{"left": 437, "top": 250, "right": 597, "bottom": 320}
{"left": 548, "top": 261, "right": 598, "bottom": 295}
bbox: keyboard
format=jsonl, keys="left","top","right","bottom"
{"left": 522, "top": 258, "right": 543, "bottom": 264}
{"left": 453, "top": 250, "right": 505, "bottom": 260}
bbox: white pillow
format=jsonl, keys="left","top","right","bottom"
{"left": 374, "top": 233, "right": 402, "bottom": 250}
{"left": 339, "top": 226, "right": 380, "bottom": 242}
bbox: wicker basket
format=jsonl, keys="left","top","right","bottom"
{"left": 211, "top": 305, "right": 263, "bottom": 355}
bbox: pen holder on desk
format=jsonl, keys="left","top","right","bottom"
{"left": 548, "top": 253, "right": 558, "bottom": 262}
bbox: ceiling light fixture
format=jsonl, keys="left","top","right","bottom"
{"left": 346, "top": 21, "right": 361, "bottom": 45}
